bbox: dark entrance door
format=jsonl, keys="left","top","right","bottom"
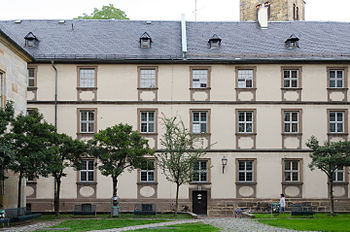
{"left": 192, "top": 191, "right": 207, "bottom": 215}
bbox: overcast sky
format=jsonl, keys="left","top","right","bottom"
{"left": 1, "top": 0, "right": 349, "bottom": 22}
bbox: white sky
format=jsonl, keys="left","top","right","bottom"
{"left": 0, "top": 0, "right": 349, "bottom": 22}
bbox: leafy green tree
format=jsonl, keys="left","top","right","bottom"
{"left": 76, "top": 4, "right": 129, "bottom": 20}
{"left": 156, "top": 116, "right": 205, "bottom": 216}
{"left": 90, "top": 123, "right": 153, "bottom": 197}
{"left": 48, "top": 133, "right": 87, "bottom": 216}
{"left": 6, "top": 109, "right": 57, "bottom": 208}
{"left": 306, "top": 136, "right": 350, "bottom": 216}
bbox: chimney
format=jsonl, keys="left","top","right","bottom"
{"left": 257, "top": 4, "right": 269, "bottom": 29}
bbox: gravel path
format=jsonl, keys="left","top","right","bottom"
{"left": 0, "top": 219, "right": 64, "bottom": 232}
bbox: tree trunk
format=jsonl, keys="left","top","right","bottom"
{"left": 174, "top": 183, "right": 180, "bottom": 217}
{"left": 17, "top": 173, "right": 22, "bottom": 208}
{"left": 54, "top": 178, "right": 61, "bottom": 217}
{"left": 112, "top": 177, "right": 118, "bottom": 197}
{"left": 329, "top": 179, "right": 335, "bottom": 216}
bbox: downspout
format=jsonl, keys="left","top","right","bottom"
{"left": 51, "top": 60, "right": 58, "bottom": 200}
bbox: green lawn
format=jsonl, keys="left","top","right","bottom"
{"left": 134, "top": 222, "right": 220, "bottom": 232}
{"left": 255, "top": 213, "right": 350, "bottom": 232}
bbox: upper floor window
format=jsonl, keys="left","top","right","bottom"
{"left": 329, "top": 70, "right": 344, "bottom": 88}
{"left": 80, "top": 110, "right": 95, "bottom": 133}
{"left": 284, "top": 111, "right": 299, "bottom": 133}
{"left": 79, "top": 68, "right": 96, "bottom": 88}
{"left": 332, "top": 166, "right": 345, "bottom": 182}
{"left": 192, "top": 111, "right": 208, "bottom": 134}
{"left": 140, "top": 160, "right": 155, "bottom": 182}
{"left": 192, "top": 69, "right": 208, "bottom": 89}
{"left": 283, "top": 70, "right": 299, "bottom": 88}
{"left": 329, "top": 111, "right": 344, "bottom": 133}
{"left": 192, "top": 160, "right": 208, "bottom": 183}
{"left": 284, "top": 160, "right": 300, "bottom": 182}
{"left": 27, "top": 68, "right": 36, "bottom": 87}
{"left": 80, "top": 160, "right": 94, "bottom": 182}
{"left": 237, "top": 70, "right": 253, "bottom": 88}
{"left": 0, "top": 72, "right": 4, "bottom": 107}
{"left": 238, "top": 111, "right": 254, "bottom": 133}
{"left": 140, "top": 111, "right": 155, "bottom": 133}
{"left": 139, "top": 68, "right": 156, "bottom": 88}
{"left": 238, "top": 160, "right": 254, "bottom": 182}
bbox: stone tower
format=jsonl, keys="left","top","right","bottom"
{"left": 240, "top": 0, "right": 305, "bottom": 21}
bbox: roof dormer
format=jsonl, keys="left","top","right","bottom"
{"left": 139, "top": 32, "right": 152, "bottom": 49}
{"left": 285, "top": 34, "right": 299, "bottom": 49}
{"left": 208, "top": 34, "right": 222, "bottom": 49}
{"left": 24, "top": 32, "right": 39, "bottom": 48}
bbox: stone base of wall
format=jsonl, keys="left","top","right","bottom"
{"left": 27, "top": 198, "right": 350, "bottom": 216}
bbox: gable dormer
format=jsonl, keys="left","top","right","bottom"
{"left": 285, "top": 34, "right": 299, "bottom": 49}
{"left": 208, "top": 34, "right": 222, "bottom": 49}
{"left": 24, "top": 32, "right": 39, "bottom": 48}
{"left": 139, "top": 32, "right": 152, "bottom": 49}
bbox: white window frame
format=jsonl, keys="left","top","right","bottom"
{"left": 238, "top": 160, "right": 254, "bottom": 182}
{"left": 329, "top": 70, "right": 344, "bottom": 88}
{"left": 284, "top": 111, "right": 299, "bottom": 133}
{"left": 140, "top": 69, "right": 156, "bottom": 88}
{"left": 192, "top": 111, "right": 208, "bottom": 134}
{"left": 237, "top": 69, "right": 253, "bottom": 88}
{"left": 192, "top": 69, "right": 208, "bottom": 89}
{"left": 140, "top": 161, "right": 155, "bottom": 182}
{"left": 333, "top": 166, "right": 345, "bottom": 182}
{"left": 79, "top": 68, "right": 95, "bottom": 88}
{"left": 283, "top": 70, "right": 299, "bottom": 88}
{"left": 27, "top": 68, "right": 35, "bottom": 87}
{"left": 284, "top": 160, "right": 300, "bottom": 182}
{"left": 238, "top": 111, "right": 254, "bottom": 133}
{"left": 192, "top": 161, "right": 208, "bottom": 183}
{"left": 80, "top": 110, "right": 95, "bottom": 133}
{"left": 140, "top": 111, "right": 155, "bottom": 133}
{"left": 329, "top": 111, "right": 344, "bottom": 133}
{"left": 80, "top": 160, "right": 94, "bottom": 182}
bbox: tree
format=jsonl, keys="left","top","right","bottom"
{"left": 76, "top": 4, "right": 129, "bottom": 20}
{"left": 6, "top": 110, "right": 57, "bottom": 208}
{"left": 156, "top": 116, "right": 205, "bottom": 216}
{"left": 90, "top": 123, "right": 153, "bottom": 197}
{"left": 306, "top": 136, "right": 350, "bottom": 216}
{"left": 47, "top": 133, "right": 86, "bottom": 216}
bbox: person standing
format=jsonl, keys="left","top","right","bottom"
{"left": 280, "top": 193, "right": 286, "bottom": 213}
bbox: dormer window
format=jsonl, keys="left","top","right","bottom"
{"left": 285, "top": 34, "right": 299, "bottom": 49}
{"left": 208, "top": 34, "right": 222, "bottom": 49}
{"left": 24, "top": 32, "right": 39, "bottom": 48}
{"left": 139, "top": 32, "right": 152, "bottom": 49}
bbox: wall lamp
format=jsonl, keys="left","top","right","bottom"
{"left": 221, "top": 156, "right": 228, "bottom": 174}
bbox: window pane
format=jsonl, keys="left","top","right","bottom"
{"left": 330, "top": 71, "right": 335, "bottom": 78}
{"left": 284, "top": 80, "right": 290, "bottom": 88}
{"left": 246, "top": 172, "right": 253, "bottom": 181}
{"left": 284, "top": 123, "right": 290, "bottom": 133}
{"left": 88, "top": 161, "right": 94, "bottom": 170}
{"left": 246, "top": 112, "right": 252, "bottom": 121}
{"left": 88, "top": 112, "right": 94, "bottom": 121}
{"left": 337, "top": 71, "right": 343, "bottom": 79}
{"left": 141, "top": 112, "right": 147, "bottom": 121}
{"left": 337, "top": 80, "right": 343, "bottom": 88}
{"left": 292, "top": 172, "right": 298, "bottom": 181}
{"left": 201, "top": 161, "right": 207, "bottom": 170}
{"left": 329, "top": 80, "right": 335, "bottom": 88}
{"left": 292, "top": 161, "right": 298, "bottom": 170}
{"left": 192, "top": 123, "right": 200, "bottom": 133}
{"left": 148, "top": 123, "right": 154, "bottom": 133}
{"left": 192, "top": 173, "right": 199, "bottom": 181}
{"left": 81, "top": 123, "right": 87, "bottom": 132}
{"left": 148, "top": 112, "right": 154, "bottom": 121}
{"left": 28, "top": 79, "right": 35, "bottom": 87}
{"left": 148, "top": 172, "right": 154, "bottom": 181}
{"left": 291, "top": 70, "right": 298, "bottom": 78}
{"left": 238, "top": 123, "right": 245, "bottom": 132}
{"left": 285, "top": 161, "right": 291, "bottom": 170}
{"left": 141, "top": 123, "right": 147, "bottom": 132}
{"left": 88, "top": 123, "right": 94, "bottom": 132}
{"left": 200, "top": 123, "right": 207, "bottom": 133}
{"left": 292, "top": 113, "right": 298, "bottom": 121}
{"left": 81, "top": 111, "right": 87, "bottom": 121}
{"left": 141, "top": 172, "right": 147, "bottom": 181}
{"left": 88, "top": 172, "right": 94, "bottom": 181}
{"left": 246, "top": 123, "right": 253, "bottom": 132}
{"left": 238, "top": 112, "right": 245, "bottom": 122}
{"left": 337, "top": 172, "right": 344, "bottom": 181}
{"left": 140, "top": 69, "right": 156, "bottom": 88}
{"left": 200, "top": 173, "right": 207, "bottom": 182}
{"left": 292, "top": 123, "right": 298, "bottom": 132}
{"left": 246, "top": 80, "right": 253, "bottom": 88}
{"left": 238, "top": 161, "right": 245, "bottom": 170}
{"left": 330, "top": 113, "right": 336, "bottom": 121}
{"left": 201, "top": 113, "right": 207, "bottom": 121}
{"left": 239, "top": 172, "right": 245, "bottom": 181}
{"left": 81, "top": 172, "right": 87, "bottom": 181}
{"left": 291, "top": 80, "right": 298, "bottom": 87}
{"left": 284, "top": 112, "right": 290, "bottom": 121}
{"left": 284, "top": 71, "right": 290, "bottom": 78}
{"left": 80, "top": 69, "right": 95, "bottom": 88}
{"left": 337, "top": 113, "right": 343, "bottom": 121}
{"left": 193, "top": 112, "right": 199, "bottom": 121}
{"left": 285, "top": 172, "right": 291, "bottom": 181}
{"left": 337, "top": 123, "right": 343, "bottom": 133}
{"left": 330, "top": 123, "right": 336, "bottom": 133}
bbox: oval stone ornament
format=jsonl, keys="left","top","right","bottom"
{"left": 239, "top": 186, "right": 254, "bottom": 197}
{"left": 285, "top": 186, "right": 300, "bottom": 197}
{"left": 25, "top": 186, "right": 34, "bottom": 197}
{"left": 140, "top": 186, "right": 155, "bottom": 198}
{"left": 80, "top": 186, "right": 94, "bottom": 197}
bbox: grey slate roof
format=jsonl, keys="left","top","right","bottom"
{"left": 0, "top": 19, "right": 350, "bottom": 62}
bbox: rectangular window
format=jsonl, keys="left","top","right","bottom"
{"left": 238, "top": 160, "right": 254, "bottom": 182}
{"left": 79, "top": 68, "right": 95, "bottom": 88}
{"left": 192, "top": 111, "right": 208, "bottom": 134}
{"left": 140, "top": 69, "right": 156, "bottom": 88}
{"left": 140, "top": 111, "right": 155, "bottom": 133}
{"left": 237, "top": 70, "right": 253, "bottom": 88}
{"left": 27, "top": 68, "right": 35, "bottom": 87}
{"left": 329, "top": 70, "right": 344, "bottom": 88}
{"left": 284, "top": 111, "right": 299, "bottom": 133}
{"left": 238, "top": 111, "right": 253, "bottom": 133}
{"left": 140, "top": 161, "right": 155, "bottom": 182}
{"left": 192, "top": 161, "right": 208, "bottom": 182}
{"left": 192, "top": 69, "right": 208, "bottom": 88}
{"left": 329, "top": 111, "right": 344, "bottom": 133}
{"left": 27, "top": 175, "right": 34, "bottom": 182}
{"left": 283, "top": 70, "right": 299, "bottom": 88}
{"left": 80, "top": 160, "right": 94, "bottom": 182}
{"left": 0, "top": 72, "right": 4, "bottom": 107}
{"left": 332, "top": 166, "right": 344, "bottom": 182}
{"left": 284, "top": 160, "right": 300, "bottom": 182}
{"left": 80, "top": 110, "right": 95, "bottom": 133}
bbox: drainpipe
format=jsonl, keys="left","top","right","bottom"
{"left": 51, "top": 60, "right": 58, "bottom": 200}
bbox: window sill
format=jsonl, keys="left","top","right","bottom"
{"left": 137, "top": 88, "right": 158, "bottom": 90}
{"left": 77, "top": 182, "right": 97, "bottom": 185}
{"left": 26, "top": 181, "right": 37, "bottom": 184}
{"left": 137, "top": 182, "right": 158, "bottom": 185}
{"left": 235, "top": 88, "right": 257, "bottom": 90}
{"left": 281, "top": 88, "right": 302, "bottom": 91}
{"left": 77, "top": 132, "right": 95, "bottom": 136}
{"left": 327, "top": 88, "right": 348, "bottom": 91}
{"left": 327, "top": 133, "right": 348, "bottom": 136}
{"left": 235, "top": 133, "right": 257, "bottom": 136}
{"left": 190, "top": 182, "right": 211, "bottom": 185}
{"left": 140, "top": 132, "right": 158, "bottom": 136}
{"left": 27, "top": 87, "right": 37, "bottom": 90}
{"left": 282, "top": 133, "right": 303, "bottom": 136}
{"left": 329, "top": 181, "right": 348, "bottom": 184}
{"left": 236, "top": 182, "right": 257, "bottom": 185}
{"left": 282, "top": 182, "right": 303, "bottom": 185}
{"left": 191, "top": 133, "right": 211, "bottom": 136}
{"left": 189, "top": 88, "right": 211, "bottom": 90}
{"left": 77, "top": 87, "right": 97, "bottom": 91}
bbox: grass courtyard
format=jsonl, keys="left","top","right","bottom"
{"left": 255, "top": 213, "right": 350, "bottom": 232}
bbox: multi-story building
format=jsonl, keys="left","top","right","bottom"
{"left": 0, "top": 2, "right": 349, "bottom": 215}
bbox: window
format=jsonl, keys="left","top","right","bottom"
{"left": 80, "top": 110, "right": 95, "bottom": 133}
{"left": 139, "top": 69, "right": 156, "bottom": 88}
{"left": 0, "top": 72, "right": 4, "bottom": 107}
{"left": 332, "top": 166, "right": 345, "bottom": 182}
{"left": 329, "top": 70, "right": 344, "bottom": 88}
{"left": 27, "top": 175, "right": 35, "bottom": 182}
{"left": 26, "top": 109, "right": 35, "bottom": 116}
{"left": 238, "top": 160, "right": 254, "bottom": 182}
{"left": 192, "top": 69, "right": 208, "bottom": 88}
{"left": 237, "top": 70, "right": 253, "bottom": 88}
{"left": 192, "top": 161, "right": 208, "bottom": 183}
{"left": 79, "top": 68, "right": 95, "bottom": 88}
{"left": 140, "top": 161, "right": 155, "bottom": 182}
{"left": 284, "top": 111, "right": 299, "bottom": 133}
{"left": 27, "top": 68, "right": 35, "bottom": 87}
{"left": 284, "top": 160, "right": 299, "bottom": 182}
{"left": 140, "top": 111, "right": 155, "bottom": 133}
{"left": 283, "top": 70, "right": 299, "bottom": 88}
{"left": 192, "top": 111, "right": 208, "bottom": 134}
{"left": 80, "top": 160, "right": 94, "bottom": 182}
{"left": 329, "top": 111, "right": 344, "bottom": 133}
{"left": 238, "top": 111, "right": 253, "bottom": 133}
